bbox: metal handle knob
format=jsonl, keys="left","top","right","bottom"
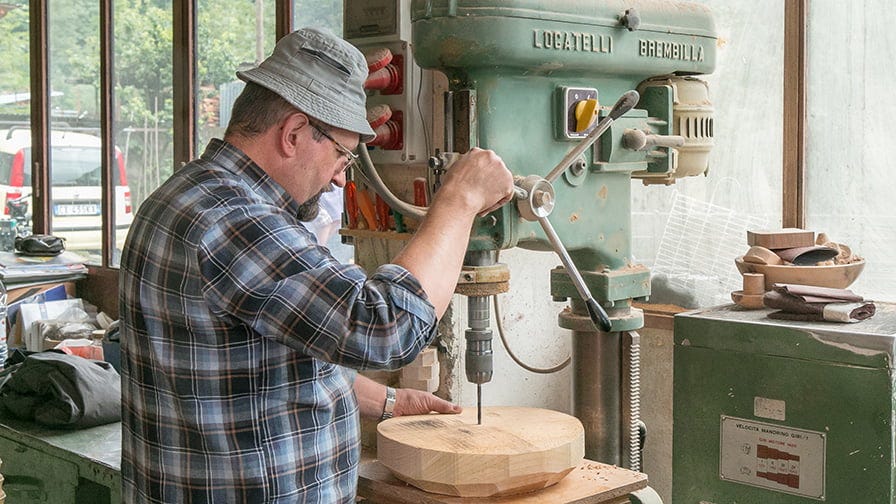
{"left": 622, "top": 129, "right": 685, "bottom": 151}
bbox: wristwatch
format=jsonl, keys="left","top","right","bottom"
{"left": 380, "top": 386, "right": 396, "bottom": 421}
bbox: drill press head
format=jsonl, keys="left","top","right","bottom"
{"left": 412, "top": 0, "right": 717, "bottom": 329}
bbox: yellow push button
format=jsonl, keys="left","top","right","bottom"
{"left": 574, "top": 98, "right": 599, "bottom": 132}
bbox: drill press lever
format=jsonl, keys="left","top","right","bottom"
{"left": 512, "top": 176, "right": 613, "bottom": 332}
{"left": 509, "top": 92, "right": 641, "bottom": 333}
{"left": 545, "top": 91, "right": 640, "bottom": 183}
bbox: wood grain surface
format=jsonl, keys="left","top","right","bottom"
{"left": 377, "top": 406, "right": 585, "bottom": 497}
{"left": 746, "top": 228, "right": 814, "bottom": 250}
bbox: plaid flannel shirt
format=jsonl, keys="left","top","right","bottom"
{"left": 119, "top": 138, "right": 437, "bottom": 503}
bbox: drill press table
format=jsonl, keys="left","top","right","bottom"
{"left": 357, "top": 458, "right": 648, "bottom": 504}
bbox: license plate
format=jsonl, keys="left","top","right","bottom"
{"left": 55, "top": 204, "right": 100, "bottom": 216}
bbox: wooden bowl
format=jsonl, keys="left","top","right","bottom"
{"left": 735, "top": 257, "right": 865, "bottom": 290}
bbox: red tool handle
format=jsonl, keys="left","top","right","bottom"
{"left": 413, "top": 177, "right": 428, "bottom": 207}
{"left": 375, "top": 194, "right": 391, "bottom": 232}
{"left": 344, "top": 181, "right": 359, "bottom": 229}
{"left": 356, "top": 189, "right": 377, "bottom": 231}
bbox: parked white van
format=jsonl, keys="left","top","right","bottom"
{"left": 0, "top": 127, "right": 132, "bottom": 252}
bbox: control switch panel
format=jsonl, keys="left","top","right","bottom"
{"left": 558, "top": 86, "right": 598, "bottom": 139}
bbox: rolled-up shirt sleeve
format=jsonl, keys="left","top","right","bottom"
{"left": 197, "top": 203, "right": 437, "bottom": 370}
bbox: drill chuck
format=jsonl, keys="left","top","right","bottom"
{"left": 465, "top": 327, "right": 493, "bottom": 384}
{"left": 465, "top": 296, "right": 494, "bottom": 385}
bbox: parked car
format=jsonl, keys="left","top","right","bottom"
{"left": 0, "top": 127, "right": 132, "bottom": 253}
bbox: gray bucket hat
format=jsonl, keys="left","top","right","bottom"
{"left": 237, "top": 27, "right": 376, "bottom": 143}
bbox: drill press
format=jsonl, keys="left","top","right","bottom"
{"left": 348, "top": 0, "right": 717, "bottom": 474}
{"left": 408, "top": 0, "right": 718, "bottom": 469}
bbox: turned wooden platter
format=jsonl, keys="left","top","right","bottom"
{"left": 377, "top": 406, "right": 585, "bottom": 498}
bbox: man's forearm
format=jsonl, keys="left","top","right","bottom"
{"left": 353, "top": 374, "right": 389, "bottom": 419}
{"left": 390, "top": 148, "right": 513, "bottom": 318}
{"left": 392, "top": 194, "right": 477, "bottom": 317}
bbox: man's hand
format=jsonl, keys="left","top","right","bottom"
{"left": 394, "top": 387, "right": 462, "bottom": 417}
{"left": 354, "top": 374, "right": 461, "bottom": 419}
{"left": 392, "top": 148, "right": 514, "bottom": 317}
{"left": 435, "top": 148, "right": 515, "bottom": 217}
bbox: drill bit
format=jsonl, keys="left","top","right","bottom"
{"left": 477, "top": 384, "right": 482, "bottom": 424}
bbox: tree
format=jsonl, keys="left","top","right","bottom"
{"left": 0, "top": 4, "right": 32, "bottom": 116}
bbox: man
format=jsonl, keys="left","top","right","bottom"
{"left": 119, "top": 27, "right": 514, "bottom": 503}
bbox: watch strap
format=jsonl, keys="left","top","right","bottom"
{"left": 380, "top": 386, "right": 396, "bottom": 421}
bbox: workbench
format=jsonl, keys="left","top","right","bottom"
{"left": 0, "top": 414, "right": 121, "bottom": 503}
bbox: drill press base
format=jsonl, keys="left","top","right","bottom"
{"left": 358, "top": 458, "right": 647, "bottom": 503}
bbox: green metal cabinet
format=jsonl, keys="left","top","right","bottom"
{"left": 673, "top": 303, "right": 896, "bottom": 503}
{"left": 0, "top": 416, "right": 120, "bottom": 503}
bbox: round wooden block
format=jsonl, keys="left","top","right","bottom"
{"left": 731, "top": 290, "right": 765, "bottom": 309}
{"left": 377, "top": 406, "right": 584, "bottom": 498}
{"left": 742, "top": 273, "right": 765, "bottom": 294}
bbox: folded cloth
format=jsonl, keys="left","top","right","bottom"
{"left": 767, "top": 305, "right": 876, "bottom": 323}
{"left": 823, "top": 302, "right": 876, "bottom": 322}
{"left": 772, "top": 284, "right": 864, "bottom": 303}
{"left": 763, "top": 290, "right": 821, "bottom": 314}
{"left": 764, "top": 289, "right": 876, "bottom": 323}
{"left": 0, "top": 351, "right": 120, "bottom": 428}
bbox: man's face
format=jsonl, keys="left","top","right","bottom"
{"left": 273, "top": 113, "right": 357, "bottom": 213}
{"left": 296, "top": 185, "right": 331, "bottom": 222}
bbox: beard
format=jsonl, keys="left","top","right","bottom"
{"left": 296, "top": 184, "right": 333, "bottom": 222}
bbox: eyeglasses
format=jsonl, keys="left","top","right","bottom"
{"left": 309, "top": 121, "right": 359, "bottom": 172}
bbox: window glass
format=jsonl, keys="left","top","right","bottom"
{"left": 631, "top": 0, "right": 784, "bottom": 307}
{"left": 196, "top": 0, "right": 275, "bottom": 152}
{"left": 294, "top": 0, "right": 343, "bottom": 35}
{"left": 806, "top": 1, "right": 895, "bottom": 301}
{"left": 48, "top": 0, "right": 103, "bottom": 262}
{"left": 114, "top": 0, "right": 173, "bottom": 267}
{"left": 0, "top": 2, "right": 30, "bottom": 253}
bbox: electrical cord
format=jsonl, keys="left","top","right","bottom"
{"left": 356, "top": 144, "right": 427, "bottom": 219}
{"left": 493, "top": 294, "right": 571, "bottom": 374}
{"left": 492, "top": 251, "right": 571, "bottom": 374}
{"left": 416, "top": 62, "right": 431, "bottom": 156}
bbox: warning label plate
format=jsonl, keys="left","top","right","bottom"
{"left": 719, "top": 416, "right": 825, "bottom": 500}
